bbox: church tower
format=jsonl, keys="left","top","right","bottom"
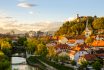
{"left": 85, "top": 18, "right": 92, "bottom": 37}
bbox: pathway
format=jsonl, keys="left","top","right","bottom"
{"left": 38, "top": 59, "right": 57, "bottom": 70}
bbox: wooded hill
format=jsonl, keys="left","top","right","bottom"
{"left": 55, "top": 16, "right": 104, "bottom": 37}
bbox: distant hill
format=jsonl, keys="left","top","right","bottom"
{"left": 0, "top": 22, "right": 63, "bottom": 34}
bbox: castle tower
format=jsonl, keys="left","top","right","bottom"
{"left": 77, "top": 14, "right": 80, "bottom": 23}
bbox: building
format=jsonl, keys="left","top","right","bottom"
{"left": 85, "top": 20, "right": 92, "bottom": 38}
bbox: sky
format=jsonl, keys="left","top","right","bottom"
{"left": 0, "top": 0, "right": 104, "bottom": 32}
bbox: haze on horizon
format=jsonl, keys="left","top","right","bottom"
{"left": 0, "top": 0, "right": 104, "bottom": 33}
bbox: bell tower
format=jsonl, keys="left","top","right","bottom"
{"left": 85, "top": 18, "right": 92, "bottom": 37}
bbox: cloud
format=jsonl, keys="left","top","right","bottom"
{"left": 29, "top": 11, "right": 34, "bottom": 15}
{"left": 0, "top": 12, "right": 63, "bottom": 33}
{"left": 17, "top": 2, "right": 36, "bottom": 8}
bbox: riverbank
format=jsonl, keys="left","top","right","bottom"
{"left": 26, "top": 56, "right": 47, "bottom": 70}
{"left": 29, "top": 56, "right": 74, "bottom": 70}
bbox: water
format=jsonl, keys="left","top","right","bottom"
{"left": 12, "top": 57, "right": 39, "bottom": 70}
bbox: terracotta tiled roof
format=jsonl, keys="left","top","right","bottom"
{"left": 75, "top": 35, "right": 86, "bottom": 39}
{"left": 69, "top": 51, "right": 76, "bottom": 56}
{"left": 55, "top": 44, "right": 70, "bottom": 49}
{"left": 71, "top": 45, "right": 85, "bottom": 51}
{"left": 92, "top": 40, "right": 104, "bottom": 47}
{"left": 84, "top": 54, "right": 97, "bottom": 61}
{"left": 96, "top": 54, "right": 104, "bottom": 58}
{"left": 68, "top": 39, "right": 76, "bottom": 43}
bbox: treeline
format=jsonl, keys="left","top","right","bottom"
{"left": 0, "top": 38, "right": 11, "bottom": 70}
{"left": 55, "top": 16, "right": 104, "bottom": 36}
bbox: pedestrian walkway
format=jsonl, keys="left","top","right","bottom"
{"left": 38, "top": 59, "right": 57, "bottom": 70}
{"left": 64, "top": 64, "right": 78, "bottom": 70}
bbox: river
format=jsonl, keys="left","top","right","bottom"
{"left": 12, "top": 57, "right": 39, "bottom": 70}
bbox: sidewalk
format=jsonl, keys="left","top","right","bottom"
{"left": 38, "top": 59, "right": 57, "bottom": 70}
{"left": 64, "top": 64, "right": 78, "bottom": 70}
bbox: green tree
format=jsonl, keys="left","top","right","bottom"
{"left": 70, "top": 60, "right": 76, "bottom": 66}
{"left": 35, "top": 43, "right": 47, "bottom": 56}
{"left": 0, "top": 59, "right": 10, "bottom": 70}
{"left": 58, "top": 55, "right": 69, "bottom": 63}
{"left": 47, "top": 46, "right": 56, "bottom": 59}
{"left": 26, "top": 38, "right": 37, "bottom": 54}
{"left": 92, "top": 61, "right": 102, "bottom": 70}
{"left": 92, "top": 17, "right": 104, "bottom": 30}
{"left": 80, "top": 61, "right": 89, "bottom": 69}
{"left": 0, "top": 51, "right": 4, "bottom": 60}
{"left": 85, "top": 36, "right": 93, "bottom": 45}
{"left": 18, "top": 37, "right": 27, "bottom": 46}
{"left": 0, "top": 41, "right": 11, "bottom": 56}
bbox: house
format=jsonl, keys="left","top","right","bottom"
{"left": 58, "top": 36, "right": 68, "bottom": 44}
{"left": 95, "top": 35, "right": 104, "bottom": 40}
{"left": 91, "top": 40, "right": 104, "bottom": 49}
{"left": 67, "top": 39, "right": 76, "bottom": 47}
{"left": 96, "top": 54, "right": 104, "bottom": 59}
{"left": 75, "top": 39, "right": 84, "bottom": 44}
{"left": 67, "top": 39, "right": 84, "bottom": 47}
{"left": 46, "top": 42, "right": 57, "bottom": 47}
{"left": 55, "top": 44, "right": 70, "bottom": 52}
{"left": 78, "top": 54, "right": 97, "bottom": 65}
{"left": 69, "top": 45, "right": 88, "bottom": 62}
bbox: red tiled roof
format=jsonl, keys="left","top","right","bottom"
{"left": 96, "top": 54, "right": 104, "bottom": 58}
{"left": 55, "top": 44, "right": 70, "bottom": 49}
{"left": 84, "top": 54, "right": 97, "bottom": 61}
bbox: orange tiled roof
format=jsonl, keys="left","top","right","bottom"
{"left": 92, "top": 40, "right": 104, "bottom": 47}
{"left": 69, "top": 51, "right": 76, "bottom": 56}
{"left": 68, "top": 39, "right": 76, "bottom": 43}
{"left": 71, "top": 45, "right": 85, "bottom": 51}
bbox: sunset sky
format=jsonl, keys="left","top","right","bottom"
{"left": 0, "top": 0, "right": 104, "bottom": 32}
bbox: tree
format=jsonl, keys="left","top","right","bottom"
{"left": 0, "top": 51, "right": 10, "bottom": 70}
{"left": 26, "top": 38, "right": 37, "bottom": 54}
{"left": 85, "top": 36, "right": 93, "bottom": 45}
{"left": 92, "top": 61, "right": 102, "bottom": 70}
{"left": 0, "top": 59, "right": 10, "bottom": 70}
{"left": 0, "top": 41, "right": 11, "bottom": 56}
{"left": 35, "top": 43, "right": 47, "bottom": 56}
{"left": 18, "top": 37, "right": 27, "bottom": 46}
{"left": 80, "top": 61, "right": 89, "bottom": 69}
{"left": 70, "top": 60, "right": 76, "bottom": 66}
{"left": 47, "top": 46, "right": 56, "bottom": 59}
{"left": 1, "top": 41, "right": 11, "bottom": 49}
{"left": 92, "top": 17, "right": 104, "bottom": 30}
{"left": 0, "top": 51, "right": 4, "bottom": 60}
{"left": 58, "top": 55, "right": 69, "bottom": 63}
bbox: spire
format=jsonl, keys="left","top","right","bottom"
{"left": 86, "top": 18, "right": 89, "bottom": 31}
{"left": 85, "top": 17, "right": 92, "bottom": 37}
